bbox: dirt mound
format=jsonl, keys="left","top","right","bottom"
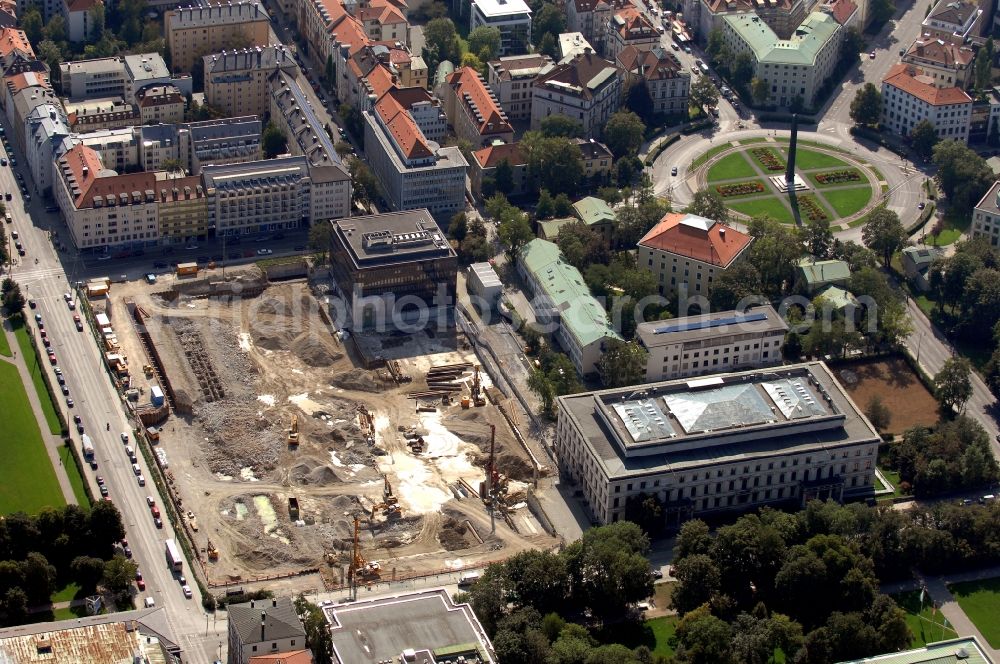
{"left": 256, "top": 298, "right": 292, "bottom": 316}
{"left": 308, "top": 466, "right": 340, "bottom": 485}
{"left": 438, "top": 517, "right": 471, "bottom": 551}
{"left": 252, "top": 328, "right": 292, "bottom": 351}
{"left": 330, "top": 371, "right": 381, "bottom": 392}
{"left": 497, "top": 452, "right": 534, "bottom": 481}
{"left": 290, "top": 460, "right": 341, "bottom": 486}
{"left": 291, "top": 332, "right": 343, "bottom": 367}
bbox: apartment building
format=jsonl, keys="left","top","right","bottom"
{"left": 682, "top": 0, "right": 812, "bottom": 43}
{"left": 181, "top": 116, "right": 262, "bottom": 174}
{"left": 901, "top": 38, "right": 974, "bottom": 89}
{"left": 531, "top": 50, "right": 623, "bottom": 135}
{"left": 442, "top": 66, "right": 514, "bottom": 148}
{"left": 720, "top": 11, "right": 842, "bottom": 109}
{"left": 54, "top": 144, "right": 159, "bottom": 252}
{"left": 604, "top": 6, "right": 659, "bottom": 60}
{"left": 6, "top": 73, "right": 56, "bottom": 155}
{"left": 470, "top": 141, "right": 528, "bottom": 197}
{"left": 66, "top": 99, "right": 140, "bottom": 133}
{"left": 972, "top": 179, "right": 1000, "bottom": 246}
{"left": 469, "top": 0, "right": 532, "bottom": 55}
{"left": 165, "top": 1, "right": 271, "bottom": 73}
{"left": 227, "top": 598, "right": 306, "bottom": 664}
{"left": 519, "top": 238, "right": 622, "bottom": 376}
{"left": 566, "top": 0, "right": 612, "bottom": 53}
{"left": 268, "top": 69, "right": 347, "bottom": 171}
{"left": 356, "top": 1, "right": 408, "bottom": 44}
{"left": 637, "top": 212, "right": 754, "bottom": 296}
{"left": 139, "top": 123, "right": 181, "bottom": 171}
{"left": 881, "top": 63, "right": 971, "bottom": 141}
{"left": 0, "top": 28, "right": 34, "bottom": 71}
{"left": 155, "top": 173, "right": 209, "bottom": 243}
{"left": 556, "top": 362, "right": 880, "bottom": 526}
{"left": 921, "top": 0, "right": 982, "bottom": 43}
{"left": 203, "top": 45, "right": 298, "bottom": 118}
{"left": 75, "top": 127, "right": 140, "bottom": 173}
{"left": 486, "top": 53, "right": 553, "bottom": 122}
{"left": 637, "top": 305, "right": 787, "bottom": 382}
{"left": 572, "top": 137, "right": 613, "bottom": 179}
{"left": 64, "top": 0, "right": 101, "bottom": 42}
{"left": 363, "top": 92, "right": 468, "bottom": 218}
{"left": 137, "top": 84, "right": 185, "bottom": 125}
{"left": 25, "top": 103, "right": 71, "bottom": 195}
{"left": 616, "top": 46, "right": 690, "bottom": 116}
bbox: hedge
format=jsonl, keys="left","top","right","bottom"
{"left": 644, "top": 133, "right": 681, "bottom": 166}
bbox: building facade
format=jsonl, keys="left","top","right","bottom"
{"left": 25, "top": 102, "right": 70, "bottom": 195}
{"left": 531, "top": 50, "right": 623, "bottom": 135}
{"left": 881, "top": 63, "right": 971, "bottom": 141}
{"left": 486, "top": 53, "right": 553, "bottom": 122}
{"left": 637, "top": 305, "right": 788, "bottom": 382}
{"left": 921, "top": 0, "right": 982, "bottom": 42}
{"left": 442, "top": 66, "right": 514, "bottom": 148}
{"left": 155, "top": 173, "right": 209, "bottom": 243}
{"left": 165, "top": 1, "right": 271, "bottom": 73}
{"left": 901, "top": 37, "right": 974, "bottom": 89}
{"left": 227, "top": 598, "right": 306, "bottom": 664}
{"left": 616, "top": 46, "right": 690, "bottom": 116}
{"left": 469, "top": 0, "right": 532, "bottom": 55}
{"left": 181, "top": 115, "right": 262, "bottom": 174}
{"left": 604, "top": 6, "right": 659, "bottom": 60}
{"left": 972, "top": 179, "right": 1000, "bottom": 246}
{"left": 203, "top": 45, "right": 298, "bottom": 118}
{"left": 556, "top": 362, "right": 880, "bottom": 526}
{"left": 136, "top": 84, "right": 185, "bottom": 125}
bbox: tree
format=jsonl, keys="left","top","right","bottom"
{"left": 87, "top": 501, "right": 126, "bottom": 552}
{"left": 849, "top": 83, "right": 882, "bottom": 127}
{"left": 424, "top": 18, "right": 461, "bottom": 63}
{"left": 598, "top": 339, "right": 648, "bottom": 387}
{"left": 1, "top": 281, "right": 24, "bottom": 313}
{"left": 262, "top": 122, "right": 287, "bottom": 158}
{"left": 70, "top": 556, "right": 106, "bottom": 591}
{"left": 19, "top": 553, "right": 56, "bottom": 605}
{"left": 975, "top": 40, "right": 993, "bottom": 91}
{"left": 865, "top": 395, "right": 891, "bottom": 431}
{"left": 563, "top": 522, "right": 653, "bottom": 619}
{"left": 296, "top": 595, "right": 333, "bottom": 664}
{"left": 625, "top": 81, "right": 655, "bottom": 123}
{"left": 861, "top": 207, "right": 906, "bottom": 267}
{"left": 468, "top": 25, "right": 502, "bottom": 62}
{"left": 325, "top": 54, "right": 336, "bottom": 88}
{"left": 841, "top": 27, "right": 864, "bottom": 64}
{"left": 528, "top": 367, "right": 557, "bottom": 415}
{"left": 20, "top": 7, "right": 42, "bottom": 45}
{"left": 707, "top": 29, "right": 725, "bottom": 63}
{"left": 42, "top": 15, "right": 66, "bottom": 44}
{"left": 910, "top": 119, "right": 938, "bottom": 161}
{"left": 684, "top": 189, "right": 728, "bottom": 224}
{"left": 448, "top": 212, "right": 468, "bottom": 242}
{"left": 102, "top": 554, "right": 137, "bottom": 600}
{"left": 495, "top": 159, "right": 515, "bottom": 195}
{"left": 674, "top": 604, "right": 733, "bottom": 663}
{"left": 709, "top": 263, "right": 762, "bottom": 310}
{"left": 495, "top": 206, "right": 534, "bottom": 260}
{"left": 604, "top": 110, "right": 645, "bottom": 159}
{"left": 533, "top": 3, "right": 565, "bottom": 45}
{"left": 746, "top": 215, "right": 804, "bottom": 295}
{"left": 932, "top": 141, "right": 995, "bottom": 215}
{"left": 935, "top": 356, "right": 973, "bottom": 413}
{"left": 869, "top": 0, "right": 895, "bottom": 25}
{"left": 615, "top": 197, "right": 671, "bottom": 248}
{"left": 556, "top": 220, "right": 607, "bottom": 269}
{"left": 690, "top": 76, "right": 719, "bottom": 110}
{"left": 540, "top": 115, "right": 585, "bottom": 138}
{"left": 804, "top": 216, "right": 833, "bottom": 258}
{"left": 349, "top": 159, "right": 380, "bottom": 204}
{"left": 751, "top": 77, "right": 769, "bottom": 106}
{"left": 308, "top": 223, "right": 332, "bottom": 264}
{"left": 672, "top": 555, "right": 721, "bottom": 614}
{"left": 521, "top": 133, "right": 584, "bottom": 195}
{"left": 537, "top": 32, "right": 558, "bottom": 59}
{"left": 732, "top": 52, "right": 755, "bottom": 89}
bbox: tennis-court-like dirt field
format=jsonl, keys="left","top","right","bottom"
{"left": 833, "top": 357, "right": 939, "bottom": 434}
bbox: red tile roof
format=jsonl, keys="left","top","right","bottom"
{"left": 826, "top": 0, "right": 857, "bottom": 25}
{"left": 611, "top": 6, "right": 657, "bottom": 40}
{"left": 365, "top": 63, "right": 395, "bottom": 99}
{"left": 905, "top": 37, "right": 974, "bottom": 67}
{"left": 616, "top": 45, "right": 684, "bottom": 80}
{"left": 0, "top": 28, "right": 33, "bottom": 59}
{"left": 374, "top": 87, "right": 433, "bottom": 160}
{"left": 60, "top": 144, "right": 157, "bottom": 209}
{"left": 882, "top": 63, "right": 972, "bottom": 105}
{"left": 473, "top": 142, "right": 526, "bottom": 168}
{"left": 248, "top": 650, "right": 314, "bottom": 664}
{"left": 329, "top": 13, "right": 370, "bottom": 56}
{"left": 4, "top": 70, "right": 49, "bottom": 95}
{"left": 638, "top": 212, "right": 752, "bottom": 267}
{"left": 447, "top": 66, "right": 512, "bottom": 137}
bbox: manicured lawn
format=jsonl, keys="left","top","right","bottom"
{"left": 0, "top": 327, "right": 12, "bottom": 357}
{"left": 892, "top": 590, "right": 958, "bottom": 648}
{"left": 739, "top": 137, "right": 768, "bottom": 144}
{"left": 11, "top": 317, "right": 60, "bottom": 435}
{"left": 51, "top": 582, "right": 83, "bottom": 604}
{"left": 594, "top": 616, "right": 679, "bottom": 658}
{"left": 807, "top": 168, "right": 863, "bottom": 188}
{"left": 707, "top": 152, "right": 757, "bottom": 181}
{"left": 800, "top": 139, "right": 849, "bottom": 154}
{"left": 58, "top": 445, "right": 90, "bottom": 509}
{"left": 52, "top": 605, "right": 89, "bottom": 620}
{"left": 691, "top": 143, "right": 733, "bottom": 170}
{"left": 794, "top": 148, "right": 850, "bottom": 170}
{"left": 729, "top": 197, "right": 794, "bottom": 224}
{"left": 877, "top": 468, "right": 906, "bottom": 499}
{"left": 949, "top": 577, "right": 1000, "bottom": 647}
{"left": 0, "top": 360, "right": 64, "bottom": 513}
{"left": 646, "top": 617, "right": 678, "bottom": 658}
{"left": 926, "top": 228, "right": 962, "bottom": 246}
{"left": 715, "top": 180, "right": 772, "bottom": 198}
{"left": 821, "top": 186, "right": 873, "bottom": 218}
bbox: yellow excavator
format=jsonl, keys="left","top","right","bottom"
{"left": 287, "top": 415, "right": 299, "bottom": 445}
{"left": 349, "top": 516, "right": 381, "bottom": 583}
{"left": 370, "top": 476, "right": 402, "bottom": 519}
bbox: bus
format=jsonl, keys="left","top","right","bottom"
{"left": 165, "top": 539, "right": 183, "bottom": 572}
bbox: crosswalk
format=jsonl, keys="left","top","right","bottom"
{"left": 10, "top": 266, "right": 66, "bottom": 286}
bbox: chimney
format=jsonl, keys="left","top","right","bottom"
{"left": 260, "top": 612, "right": 266, "bottom": 642}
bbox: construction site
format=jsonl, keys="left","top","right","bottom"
{"left": 98, "top": 263, "right": 558, "bottom": 591}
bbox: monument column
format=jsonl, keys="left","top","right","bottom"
{"left": 785, "top": 113, "right": 798, "bottom": 184}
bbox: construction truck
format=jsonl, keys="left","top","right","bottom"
{"left": 349, "top": 516, "right": 381, "bottom": 583}
{"left": 287, "top": 415, "right": 299, "bottom": 446}
{"left": 206, "top": 540, "right": 219, "bottom": 561}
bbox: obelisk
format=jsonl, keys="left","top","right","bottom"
{"left": 785, "top": 113, "right": 798, "bottom": 185}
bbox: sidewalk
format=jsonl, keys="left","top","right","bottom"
{"left": 0, "top": 320, "right": 76, "bottom": 505}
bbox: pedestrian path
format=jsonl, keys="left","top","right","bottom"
{"left": 0, "top": 319, "right": 76, "bottom": 506}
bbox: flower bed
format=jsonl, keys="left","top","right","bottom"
{"left": 716, "top": 181, "right": 765, "bottom": 197}
{"left": 751, "top": 147, "right": 784, "bottom": 171}
{"left": 799, "top": 195, "right": 828, "bottom": 222}
{"left": 815, "top": 169, "right": 861, "bottom": 184}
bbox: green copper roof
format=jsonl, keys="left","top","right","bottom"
{"left": 537, "top": 217, "right": 578, "bottom": 239}
{"left": 572, "top": 196, "right": 616, "bottom": 226}
{"left": 724, "top": 11, "right": 840, "bottom": 65}
{"left": 815, "top": 284, "right": 858, "bottom": 310}
{"left": 796, "top": 257, "right": 851, "bottom": 286}
{"left": 519, "top": 239, "right": 622, "bottom": 348}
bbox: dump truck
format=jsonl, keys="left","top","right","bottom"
{"left": 176, "top": 262, "right": 199, "bottom": 277}
{"left": 150, "top": 385, "right": 164, "bottom": 407}
{"left": 289, "top": 497, "right": 300, "bottom": 520}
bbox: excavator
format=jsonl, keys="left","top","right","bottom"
{"left": 349, "top": 516, "right": 381, "bottom": 584}
{"left": 287, "top": 415, "right": 299, "bottom": 446}
{"left": 206, "top": 539, "right": 219, "bottom": 562}
{"left": 370, "top": 476, "right": 402, "bottom": 520}
{"left": 471, "top": 365, "right": 487, "bottom": 407}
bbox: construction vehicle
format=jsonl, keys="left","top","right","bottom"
{"left": 370, "top": 476, "right": 401, "bottom": 519}
{"left": 287, "top": 414, "right": 299, "bottom": 446}
{"left": 349, "top": 516, "right": 381, "bottom": 583}
{"left": 206, "top": 539, "right": 219, "bottom": 561}
{"left": 288, "top": 497, "right": 300, "bottom": 520}
{"left": 357, "top": 406, "right": 375, "bottom": 446}
{"left": 471, "top": 365, "right": 487, "bottom": 407}
{"left": 143, "top": 364, "right": 154, "bottom": 376}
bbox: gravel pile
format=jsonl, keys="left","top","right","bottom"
{"left": 198, "top": 398, "right": 283, "bottom": 475}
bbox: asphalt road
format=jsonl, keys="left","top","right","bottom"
{"left": 0, "top": 125, "right": 228, "bottom": 664}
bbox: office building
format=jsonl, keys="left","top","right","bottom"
{"left": 469, "top": 0, "right": 532, "bottom": 55}
{"left": 682, "top": 0, "right": 818, "bottom": 43}
{"left": 531, "top": 50, "right": 623, "bottom": 135}
{"left": 165, "top": 1, "right": 271, "bottom": 73}
{"left": 203, "top": 45, "right": 298, "bottom": 118}
{"left": 54, "top": 144, "right": 159, "bottom": 252}
{"left": 881, "top": 63, "right": 971, "bottom": 141}
{"left": 442, "top": 66, "right": 514, "bottom": 148}
{"left": 637, "top": 212, "right": 753, "bottom": 296}
{"left": 326, "top": 589, "right": 497, "bottom": 664}
{"left": 616, "top": 46, "right": 690, "bottom": 116}
{"left": 363, "top": 94, "right": 468, "bottom": 218}
{"left": 556, "top": 361, "right": 880, "bottom": 526}
{"left": 227, "top": 597, "right": 306, "bottom": 664}
{"left": 901, "top": 38, "right": 975, "bottom": 89}
{"left": 329, "top": 210, "right": 458, "bottom": 327}
{"left": 519, "top": 238, "right": 622, "bottom": 375}
{"left": 637, "top": 305, "right": 787, "bottom": 382}
{"left": 136, "top": 84, "right": 185, "bottom": 125}
{"left": 59, "top": 53, "right": 175, "bottom": 103}
{"left": 486, "top": 53, "right": 553, "bottom": 122}
{"left": 972, "top": 179, "right": 1000, "bottom": 246}
{"left": 720, "top": 11, "right": 842, "bottom": 109}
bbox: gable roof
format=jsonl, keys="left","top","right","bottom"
{"left": 229, "top": 598, "right": 305, "bottom": 645}
{"left": 610, "top": 6, "right": 658, "bottom": 40}
{"left": 571, "top": 137, "right": 613, "bottom": 160}
{"left": 796, "top": 257, "right": 851, "bottom": 285}
{"left": 57, "top": 143, "right": 158, "bottom": 209}
{"left": 374, "top": 87, "right": 433, "bottom": 160}
{"left": 616, "top": 45, "right": 684, "bottom": 80}
{"left": 882, "top": 63, "right": 972, "bottom": 105}
{"left": 534, "top": 51, "right": 622, "bottom": 101}
{"left": 572, "top": 196, "right": 615, "bottom": 225}
{"left": 473, "top": 141, "right": 526, "bottom": 168}
{"left": 0, "top": 28, "right": 33, "bottom": 60}
{"left": 927, "top": 0, "right": 978, "bottom": 26}
{"left": 904, "top": 38, "right": 974, "bottom": 68}
{"left": 447, "top": 66, "right": 512, "bottom": 137}
{"left": 825, "top": 0, "right": 857, "bottom": 25}
{"left": 815, "top": 284, "right": 858, "bottom": 309}
{"left": 638, "top": 212, "right": 752, "bottom": 267}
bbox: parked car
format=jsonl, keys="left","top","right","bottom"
{"left": 99, "top": 485, "right": 109, "bottom": 497}
{"left": 257, "top": 248, "right": 273, "bottom": 255}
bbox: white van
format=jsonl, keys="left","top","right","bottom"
{"left": 144, "top": 597, "right": 155, "bottom": 608}
{"left": 458, "top": 572, "right": 481, "bottom": 587}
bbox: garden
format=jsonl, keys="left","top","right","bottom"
{"left": 814, "top": 169, "right": 861, "bottom": 185}
{"left": 716, "top": 181, "right": 765, "bottom": 197}
{"left": 751, "top": 147, "right": 785, "bottom": 171}
{"left": 797, "top": 194, "right": 829, "bottom": 222}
